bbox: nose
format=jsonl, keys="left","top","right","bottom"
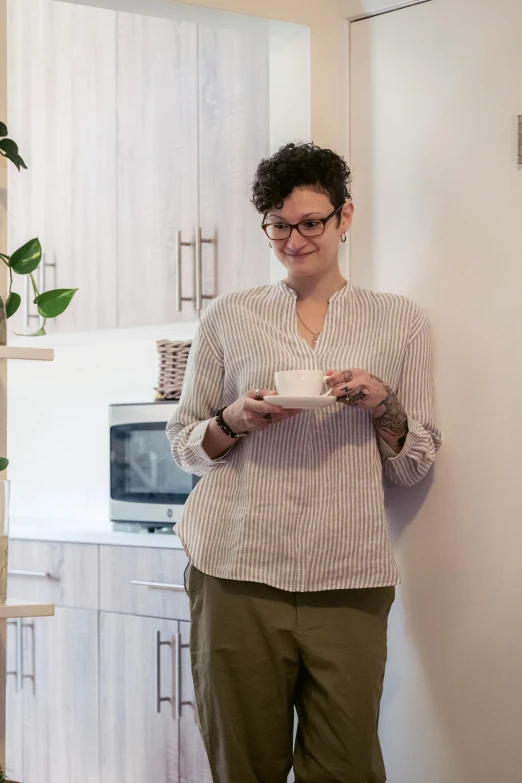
{"left": 285, "top": 226, "right": 309, "bottom": 252}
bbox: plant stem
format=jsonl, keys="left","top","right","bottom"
{"left": 29, "top": 271, "right": 39, "bottom": 301}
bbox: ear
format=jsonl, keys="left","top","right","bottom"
{"left": 340, "top": 201, "right": 354, "bottom": 234}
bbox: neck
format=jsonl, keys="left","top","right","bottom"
{"left": 283, "top": 267, "right": 347, "bottom": 302}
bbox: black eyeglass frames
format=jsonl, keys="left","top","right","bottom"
{"left": 261, "top": 203, "right": 344, "bottom": 241}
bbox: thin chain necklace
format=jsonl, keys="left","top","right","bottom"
{"left": 296, "top": 309, "right": 321, "bottom": 345}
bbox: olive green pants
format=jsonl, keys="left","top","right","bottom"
{"left": 186, "top": 564, "right": 394, "bottom": 783}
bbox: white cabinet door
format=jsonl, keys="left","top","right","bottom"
{"left": 21, "top": 608, "right": 99, "bottom": 783}
{"left": 7, "top": 0, "right": 118, "bottom": 335}
{"left": 44, "top": 1, "right": 118, "bottom": 334}
{"left": 178, "top": 622, "right": 212, "bottom": 783}
{"left": 198, "top": 24, "right": 270, "bottom": 305}
{"left": 116, "top": 13, "right": 199, "bottom": 327}
{"left": 5, "top": 619, "right": 23, "bottom": 783}
{"left": 6, "top": 0, "right": 49, "bottom": 336}
{"left": 99, "top": 612, "right": 179, "bottom": 783}
{"left": 47, "top": 608, "right": 99, "bottom": 783}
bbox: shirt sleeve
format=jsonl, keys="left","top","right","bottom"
{"left": 377, "top": 305, "right": 442, "bottom": 487}
{"left": 166, "top": 305, "right": 230, "bottom": 477}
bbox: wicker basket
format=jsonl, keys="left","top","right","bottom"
{"left": 154, "top": 340, "right": 192, "bottom": 401}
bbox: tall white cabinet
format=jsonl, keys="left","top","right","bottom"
{"left": 7, "top": 0, "right": 270, "bottom": 334}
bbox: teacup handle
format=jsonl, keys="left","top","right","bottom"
{"left": 322, "top": 375, "right": 334, "bottom": 396}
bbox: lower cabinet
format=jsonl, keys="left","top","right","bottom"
{"left": 6, "top": 608, "right": 99, "bottom": 783}
{"left": 6, "top": 540, "right": 213, "bottom": 782}
{"left": 99, "top": 612, "right": 212, "bottom": 783}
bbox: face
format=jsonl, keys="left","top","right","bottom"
{"left": 264, "top": 187, "right": 354, "bottom": 280}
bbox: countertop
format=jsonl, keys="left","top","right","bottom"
{"left": 9, "top": 518, "right": 185, "bottom": 549}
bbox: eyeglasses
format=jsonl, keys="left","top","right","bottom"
{"left": 261, "top": 203, "right": 344, "bottom": 241}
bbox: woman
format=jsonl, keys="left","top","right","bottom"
{"left": 167, "top": 142, "right": 441, "bottom": 783}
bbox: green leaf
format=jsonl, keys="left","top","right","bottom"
{"left": 5, "top": 292, "right": 21, "bottom": 318}
{"left": 0, "top": 122, "right": 7, "bottom": 137}
{"left": 14, "top": 323, "right": 47, "bottom": 337}
{"left": 7, "top": 152, "right": 27, "bottom": 171}
{"left": 0, "top": 458, "right": 8, "bottom": 472}
{"left": 35, "top": 288, "right": 78, "bottom": 318}
{"left": 9, "top": 238, "right": 42, "bottom": 274}
{"left": 0, "top": 138, "right": 18, "bottom": 155}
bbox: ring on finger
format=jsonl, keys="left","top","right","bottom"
{"left": 255, "top": 388, "right": 263, "bottom": 400}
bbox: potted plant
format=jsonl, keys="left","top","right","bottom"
{"left": 0, "top": 120, "right": 78, "bottom": 473}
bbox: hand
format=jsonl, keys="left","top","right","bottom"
{"left": 325, "top": 369, "right": 389, "bottom": 413}
{"left": 223, "top": 390, "right": 303, "bottom": 434}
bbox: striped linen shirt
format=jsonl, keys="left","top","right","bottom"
{"left": 167, "top": 280, "right": 442, "bottom": 592}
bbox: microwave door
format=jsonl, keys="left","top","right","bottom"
{"left": 110, "top": 421, "right": 197, "bottom": 523}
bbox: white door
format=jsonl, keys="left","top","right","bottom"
{"left": 99, "top": 612, "right": 179, "bottom": 783}
{"left": 350, "top": 2, "right": 522, "bottom": 782}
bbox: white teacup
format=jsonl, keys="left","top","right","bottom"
{"left": 274, "top": 370, "right": 332, "bottom": 397}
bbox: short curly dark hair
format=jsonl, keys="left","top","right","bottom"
{"left": 252, "top": 142, "right": 352, "bottom": 217}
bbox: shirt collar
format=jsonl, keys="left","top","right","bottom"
{"left": 276, "top": 279, "right": 352, "bottom": 303}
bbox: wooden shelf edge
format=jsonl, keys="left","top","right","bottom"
{"left": 0, "top": 599, "right": 55, "bottom": 619}
{"left": 0, "top": 346, "right": 54, "bottom": 361}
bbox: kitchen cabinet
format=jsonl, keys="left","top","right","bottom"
{"left": 99, "top": 612, "right": 179, "bottom": 783}
{"left": 117, "top": 16, "right": 270, "bottom": 327}
{"left": 115, "top": 13, "right": 199, "bottom": 328}
{"left": 7, "top": 536, "right": 214, "bottom": 783}
{"left": 7, "top": 1, "right": 270, "bottom": 334}
{"left": 21, "top": 608, "right": 99, "bottom": 783}
{"left": 7, "top": 0, "right": 118, "bottom": 335}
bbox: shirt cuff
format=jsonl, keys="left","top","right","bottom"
{"left": 187, "top": 418, "right": 233, "bottom": 467}
{"left": 377, "top": 415, "right": 423, "bottom": 462}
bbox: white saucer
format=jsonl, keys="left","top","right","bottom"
{"left": 263, "top": 394, "right": 336, "bottom": 410}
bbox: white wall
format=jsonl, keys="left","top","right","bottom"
{"left": 7, "top": 322, "right": 198, "bottom": 524}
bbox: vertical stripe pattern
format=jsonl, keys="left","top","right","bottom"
{"left": 166, "top": 281, "right": 442, "bottom": 592}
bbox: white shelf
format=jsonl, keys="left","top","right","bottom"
{"left": 0, "top": 598, "right": 55, "bottom": 619}
{"left": 0, "top": 346, "right": 54, "bottom": 361}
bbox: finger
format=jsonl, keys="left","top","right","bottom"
{"left": 247, "top": 399, "right": 284, "bottom": 416}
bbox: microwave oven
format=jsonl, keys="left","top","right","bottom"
{"left": 109, "top": 402, "right": 199, "bottom": 532}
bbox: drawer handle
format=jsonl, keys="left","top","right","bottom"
{"left": 130, "top": 580, "right": 185, "bottom": 592}
{"left": 9, "top": 569, "right": 51, "bottom": 579}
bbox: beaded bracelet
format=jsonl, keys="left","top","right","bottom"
{"left": 215, "top": 407, "right": 246, "bottom": 439}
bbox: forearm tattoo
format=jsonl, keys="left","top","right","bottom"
{"left": 371, "top": 377, "right": 408, "bottom": 449}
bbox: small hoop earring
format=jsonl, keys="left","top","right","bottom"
{"left": 341, "top": 234, "right": 347, "bottom": 243}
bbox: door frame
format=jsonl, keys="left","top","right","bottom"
{"left": 340, "top": 0, "right": 435, "bottom": 279}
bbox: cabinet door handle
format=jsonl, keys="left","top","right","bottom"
{"left": 130, "top": 579, "right": 185, "bottom": 592}
{"left": 25, "top": 275, "right": 41, "bottom": 328}
{"left": 9, "top": 569, "right": 50, "bottom": 579}
{"left": 156, "top": 630, "right": 174, "bottom": 715}
{"left": 176, "top": 630, "right": 197, "bottom": 722}
{"left": 175, "top": 230, "right": 194, "bottom": 313}
{"left": 195, "top": 227, "right": 213, "bottom": 313}
{"left": 6, "top": 618, "right": 21, "bottom": 691}
{"left": 21, "top": 620, "right": 35, "bottom": 695}
{"left": 43, "top": 252, "right": 56, "bottom": 288}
